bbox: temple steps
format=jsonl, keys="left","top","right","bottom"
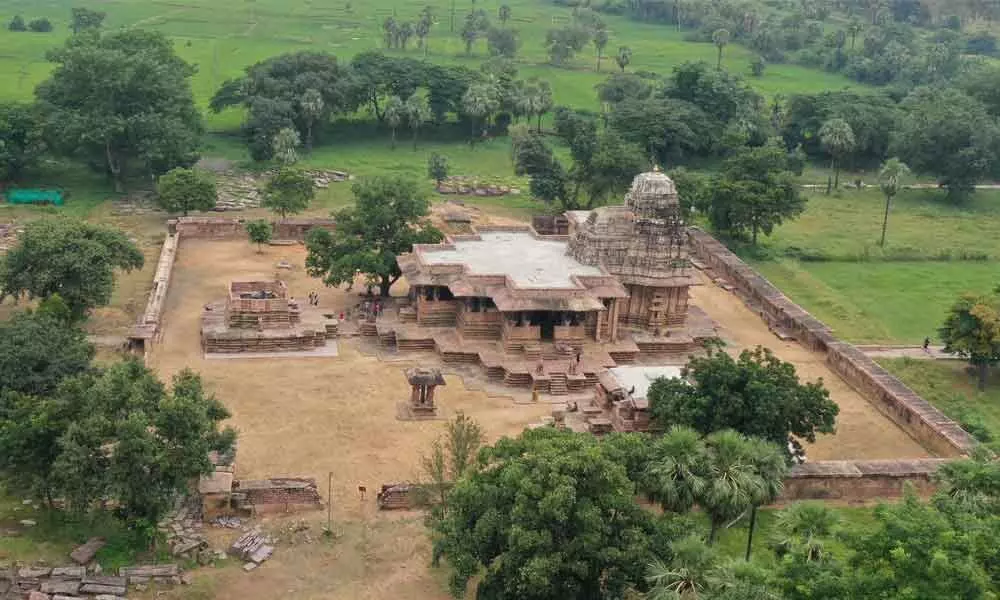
{"left": 608, "top": 350, "right": 639, "bottom": 364}
{"left": 418, "top": 313, "right": 457, "bottom": 326}
{"left": 398, "top": 307, "right": 417, "bottom": 323}
{"left": 396, "top": 338, "right": 436, "bottom": 351}
{"left": 549, "top": 373, "right": 568, "bottom": 396}
{"left": 523, "top": 344, "right": 542, "bottom": 362}
{"left": 441, "top": 351, "right": 479, "bottom": 364}
{"left": 359, "top": 321, "right": 378, "bottom": 337}
{"left": 503, "top": 371, "right": 532, "bottom": 387}
{"left": 378, "top": 330, "right": 397, "bottom": 348}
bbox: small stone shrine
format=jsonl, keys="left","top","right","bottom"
{"left": 400, "top": 367, "right": 446, "bottom": 420}
{"left": 201, "top": 280, "right": 327, "bottom": 353}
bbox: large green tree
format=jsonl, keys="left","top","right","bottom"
{"left": 156, "top": 167, "right": 217, "bottom": 216}
{"left": 36, "top": 29, "right": 203, "bottom": 191}
{"left": 70, "top": 7, "right": 106, "bottom": 33}
{"left": 939, "top": 293, "right": 1000, "bottom": 390}
{"left": 431, "top": 427, "right": 673, "bottom": 599}
{"left": 0, "top": 303, "right": 93, "bottom": 397}
{"left": 819, "top": 118, "right": 856, "bottom": 192}
{"left": 891, "top": 87, "right": 1000, "bottom": 202}
{"left": 706, "top": 140, "right": 806, "bottom": 244}
{"left": 0, "top": 219, "right": 144, "bottom": 319}
{"left": 0, "top": 102, "right": 44, "bottom": 182}
{"left": 262, "top": 167, "right": 315, "bottom": 219}
{"left": 305, "top": 176, "right": 442, "bottom": 297}
{"left": 648, "top": 346, "right": 838, "bottom": 455}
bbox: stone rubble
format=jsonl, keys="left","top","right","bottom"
{"left": 0, "top": 561, "right": 181, "bottom": 599}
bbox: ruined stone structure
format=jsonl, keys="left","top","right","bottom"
{"left": 401, "top": 367, "right": 446, "bottom": 420}
{"left": 200, "top": 280, "right": 328, "bottom": 353}
{"left": 567, "top": 168, "right": 694, "bottom": 334}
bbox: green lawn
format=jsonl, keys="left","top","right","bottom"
{"left": 735, "top": 187, "right": 1000, "bottom": 345}
{"left": 878, "top": 358, "right": 1000, "bottom": 448}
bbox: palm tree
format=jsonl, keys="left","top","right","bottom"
{"left": 498, "top": 4, "right": 510, "bottom": 24}
{"left": 616, "top": 45, "right": 632, "bottom": 72}
{"left": 742, "top": 438, "right": 787, "bottom": 561}
{"left": 700, "top": 430, "right": 764, "bottom": 545}
{"left": 647, "top": 537, "right": 720, "bottom": 599}
{"left": 877, "top": 157, "right": 909, "bottom": 247}
{"left": 712, "top": 29, "right": 730, "bottom": 69}
{"left": 461, "top": 82, "right": 499, "bottom": 143}
{"left": 770, "top": 501, "right": 839, "bottom": 562}
{"left": 299, "top": 88, "right": 324, "bottom": 150}
{"left": 847, "top": 18, "right": 862, "bottom": 50}
{"left": 405, "top": 93, "right": 432, "bottom": 150}
{"left": 416, "top": 7, "right": 433, "bottom": 55}
{"left": 272, "top": 127, "right": 301, "bottom": 165}
{"left": 593, "top": 25, "right": 609, "bottom": 72}
{"left": 819, "top": 118, "right": 855, "bottom": 193}
{"left": 645, "top": 426, "right": 709, "bottom": 513}
{"left": 384, "top": 95, "right": 405, "bottom": 150}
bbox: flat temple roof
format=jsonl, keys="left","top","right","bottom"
{"left": 609, "top": 366, "right": 684, "bottom": 400}
{"left": 420, "top": 231, "right": 603, "bottom": 289}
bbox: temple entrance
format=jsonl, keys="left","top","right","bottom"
{"left": 530, "top": 311, "right": 561, "bottom": 340}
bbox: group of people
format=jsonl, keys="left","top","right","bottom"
{"left": 307, "top": 291, "right": 320, "bottom": 306}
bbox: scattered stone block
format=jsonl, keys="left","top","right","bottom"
{"left": 118, "top": 564, "right": 178, "bottom": 578}
{"left": 80, "top": 583, "right": 127, "bottom": 595}
{"left": 93, "top": 596, "right": 127, "bottom": 600}
{"left": 248, "top": 545, "right": 274, "bottom": 564}
{"left": 40, "top": 580, "right": 80, "bottom": 595}
{"left": 51, "top": 566, "right": 85, "bottom": 578}
{"left": 242, "top": 562, "right": 257, "bottom": 572}
{"left": 26, "top": 591, "right": 49, "bottom": 600}
{"left": 19, "top": 567, "right": 52, "bottom": 578}
{"left": 53, "top": 595, "right": 83, "bottom": 600}
{"left": 19, "top": 519, "right": 37, "bottom": 527}
{"left": 70, "top": 537, "right": 105, "bottom": 565}
{"left": 82, "top": 575, "right": 126, "bottom": 587}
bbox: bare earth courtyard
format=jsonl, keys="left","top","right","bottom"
{"left": 143, "top": 236, "right": 928, "bottom": 600}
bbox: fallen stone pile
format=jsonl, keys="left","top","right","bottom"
{"left": 111, "top": 191, "right": 161, "bottom": 216}
{"left": 0, "top": 223, "right": 24, "bottom": 252}
{"left": 436, "top": 176, "right": 518, "bottom": 197}
{"left": 156, "top": 495, "right": 209, "bottom": 560}
{"left": 229, "top": 527, "right": 275, "bottom": 571}
{"left": 0, "top": 563, "right": 183, "bottom": 599}
{"left": 214, "top": 169, "right": 351, "bottom": 211}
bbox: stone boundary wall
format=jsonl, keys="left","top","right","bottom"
{"left": 171, "top": 216, "right": 336, "bottom": 241}
{"left": 128, "top": 232, "right": 179, "bottom": 352}
{"left": 686, "top": 227, "right": 976, "bottom": 458}
{"left": 779, "top": 458, "right": 948, "bottom": 502}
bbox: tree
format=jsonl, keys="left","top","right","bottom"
{"left": 384, "top": 95, "right": 405, "bottom": 150}
{"left": 398, "top": 21, "right": 415, "bottom": 49}
{"left": 36, "top": 29, "right": 203, "bottom": 191}
{"left": 272, "top": 127, "right": 301, "bottom": 165}
{"left": 891, "top": 87, "right": 1000, "bottom": 202}
{"left": 0, "top": 102, "right": 44, "bottom": 182}
{"left": 50, "top": 361, "right": 235, "bottom": 529}
{"left": 593, "top": 25, "right": 609, "bottom": 71}
{"left": 546, "top": 25, "right": 590, "bottom": 66}
{"left": 245, "top": 220, "right": 272, "bottom": 253}
{"left": 487, "top": 27, "right": 519, "bottom": 58}
{"left": 416, "top": 7, "right": 434, "bottom": 55}
{"left": 706, "top": 141, "right": 806, "bottom": 244}
{"left": 431, "top": 427, "right": 672, "bottom": 599}
{"left": 646, "top": 537, "right": 721, "bottom": 599}
{"left": 421, "top": 412, "right": 485, "bottom": 505}
{"left": 771, "top": 501, "right": 840, "bottom": 562}
{"left": 0, "top": 219, "right": 144, "bottom": 319}
{"left": 298, "top": 88, "right": 324, "bottom": 150}
{"left": 819, "top": 118, "right": 856, "bottom": 193}
{"left": 70, "top": 7, "right": 106, "bottom": 33}
{"left": 211, "top": 52, "right": 357, "bottom": 160}
{"left": 0, "top": 303, "right": 93, "bottom": 397}
{"left": 428, "top": 152, "right": 449, "bottom": 188}
{"left": 28, "top": 18, "right": 53, "bottom": 32}
{"left": 262, "top": 168, "right": 314, "bottom": 220}
{"left": 648, "top": 346, "right": 838, "bottom": 455}
{"left": 699, "top": 430, "right": 768, "bottom": 545}
{"left": 616, "top": 45, "right": 632, "bottom": 72}
{"left": 712, "top": 29, "right": 731, "bottom": 69}
{"left": 877, "top": 157, "right": 909, "bottom": 247}
{"left": 8, "top": 15, "right": 25, "bottom": 31}
{"left": 405, "top": 93, "right": 431, "bottom": 149}
{"left": 460, "top": 10, "right": 489, "bottom": 54}
{"left": 750, "top": 56, "right": 767, "bottom": 77}
{"left": 461, "top": 81, "right": 499, "bottom": 142}
{"left": 382, "top": 16, "right": 398, "bottom": 48}
{"left": 742, "top": 437, "right": 787, "bottom": 561}
{"left": 498, "top": 4, "right": 511, "bottom": 24}
{"left": 847, "top": 18, "right": 862, "bottom": 50}
{"left": 305, "top": 176, "right": 442, "bottom": 297}
{"left": 939, "top": 293, "right": 1000, "bottom": 390}
{"left": 645, "top": 426, "right": 709, "bottom": 514}
{"left": 156, "top": 167, "right": 217, "bottom": 216}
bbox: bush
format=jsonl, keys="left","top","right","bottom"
{"left": 7, "top": 15, "right": 25, "bottom": 31}
{"left": 28, "top": 18, "right": 52, "bottom": 32}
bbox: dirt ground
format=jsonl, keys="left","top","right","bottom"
{"left": 141, "top": 236, "right": 930, "bottom": 600}
{"left": 689, "top": 271, "right": 929, "bottom": 460}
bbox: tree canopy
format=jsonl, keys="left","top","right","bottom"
{"left": 156, "top": 167, "right": 217, "bottom": 215}
{"left": 305, "top": 176, "right": 442, "bottom": 297}
{"left": 0, "top": 102, "right": 44, "bottom": 182}
{"left": 36, "top": 29, "right": 203, "bottom": 190}
{"left": 262, "top": 167, "right": 315, "bottom": 219}
{"left": 0, "top": 302, "right": 93, "bottom": 397}
{"left": 648, "top": 346, "right": 838, "bottom": 454}
{"left": 431, "top": 427, "right": 674, "bottom": 599}
{"left": 939, "top": 293, "right": 1000, "bottom": 390}
{"left": 0, "top": 219, "right": 144, "bottom": 319}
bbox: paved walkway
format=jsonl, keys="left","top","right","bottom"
{"left": 857, "top": 345, "right": 953, "bottom": 360}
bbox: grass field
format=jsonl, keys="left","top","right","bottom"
{"left": 736, "top": 187, "right": 1000, "bottom": 344}
{"left": 879, "top": 358, "right": 1000, "bottom": 448}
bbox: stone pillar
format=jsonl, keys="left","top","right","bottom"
{"left": 595, "top": 308, "right": 604, "bottom": 342}
{"left": 411, "top": 385, "right": 421, "bottom": 406}
{"left": 610, "top": 299, "right": 620, "bottom": 341}
{"left": 426, "top": 385, "right": 436, "bottom": 406}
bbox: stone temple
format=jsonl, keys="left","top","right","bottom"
{"left": 379, "top": 169, "right": 712, "bottom": 394}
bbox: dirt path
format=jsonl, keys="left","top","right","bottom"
{"left": 689, "top": 272, "right": 930, "bottom": 460}
{"left": 858, "top": 345, "right": 951, "bottom": 360}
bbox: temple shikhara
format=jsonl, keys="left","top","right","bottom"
{"left": 385, "top": 169, "right": 711, "bottom": 395}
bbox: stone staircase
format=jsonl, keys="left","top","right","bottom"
{"left": 549, "top": 373, "right": 568, "bottom": 396}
